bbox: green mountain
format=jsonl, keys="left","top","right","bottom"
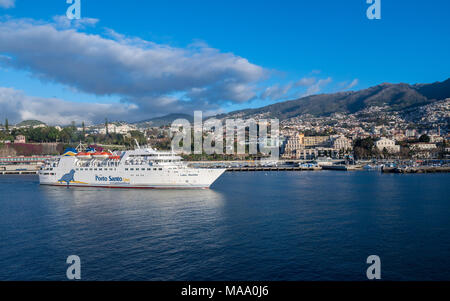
{"left": 218, "top": 78, "right": 450, "bottom": 120}
{"left": 16, "top": 120, "right": 46, "bottom": 127}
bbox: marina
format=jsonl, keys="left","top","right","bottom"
{"left": 2, "top": 156, "right": 450, "bottom": 175}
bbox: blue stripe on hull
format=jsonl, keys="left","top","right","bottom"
{"left": 40, "top": 183, "right": 210, "bottom": 189}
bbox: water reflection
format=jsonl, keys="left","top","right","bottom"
{"left": 34, "top": 185, "right": 228, "bottom": 280}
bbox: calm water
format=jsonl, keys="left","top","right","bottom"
{"left": 0, "top": 171, "right": 449, "bottom": 281}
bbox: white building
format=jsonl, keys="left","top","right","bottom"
{"left": 333, "top": 136, "right": 352, "bottom": 151}
{"left": 405, "top": 129, "right": 417, "bottom": 138}
{"left": 429, "top": 135, "right": 444, "bottom": 143}
{"left": 14, "top": 135, "right": 26, "bottom": 144}
{"left": 98, "top": 123, "right": 136, "bottom": 135}
{"left": 375, "top": 138, "right": 400, "bottom": 153}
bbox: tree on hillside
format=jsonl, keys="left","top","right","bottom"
{"left": 105, "top": 118, "right": 109, "bottom": 136}
{"left": 47, "top": 127, "right": 60, "bottom": 142}
{"left": 353, "top": 137, "right": 376, "bottom": 159}
{"left": 5, "top": 118, "right": 9, "bottom": 131}
{"left": 418, "top": 134, "right": 430, "bottom": 143}
{"left": 82, "top": 121, "right": 86, "bottom": 140}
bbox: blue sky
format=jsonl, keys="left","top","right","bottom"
{"left": 0, "top": 0, "right": 449, "bottom": 124}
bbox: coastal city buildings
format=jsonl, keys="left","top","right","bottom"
{"left": 1, "top": 97, "right": 449, "bottom": 160}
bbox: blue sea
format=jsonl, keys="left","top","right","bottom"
{"left": 0, "top": 171, "right": 449, "bottom": 280}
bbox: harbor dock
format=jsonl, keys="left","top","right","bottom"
{"left": 382, "top": 166, "right": 450, "bottom": 173}
{"left": 0, "top": 164, "right": 40, "bottom": 175}
{"left": 0, "top": 156, "right": 50, "bottom": 175}
{"left": 226, "top": 166, "right": 321, "bottom": 172}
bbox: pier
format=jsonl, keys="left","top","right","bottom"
{"left": 226, "top": 166, "right": 321, "bottom": 172}
{"left": 0, "top": 170, "right": 38, "bottom": 175}
{"left": 0, "top": 164, "right": 41, "bottom": 175}
{"left": 0, "top": 156, "right": 49, "bottom": 175}
{"left": 382, "top": 166, "right": 450, "bottom": 174}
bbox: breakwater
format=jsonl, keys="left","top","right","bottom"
{"left": 382, "top": 166, "right": 450, "bottom": 173}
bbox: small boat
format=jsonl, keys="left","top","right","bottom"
{"left": 322, "top": 164, "right": 348, "bottom": 171}
{"left": 92, "top": 152, "right": 112, "bottom": 160}
{"left": 76, "top": 152, "right": 92, "bottom": 160}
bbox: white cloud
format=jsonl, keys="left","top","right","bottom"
{"left": 261, "top": 76, "right": 336, "bottom": 101}
{"left": 341, "top": 78, "right": 359, "bottom": 90}
{"left": 0, "top": 87, "right": 226, "bottom": 125}
{"left": 295, "top": 77, "right": 316, "bottom": 87}
{"left": 0, "top": 0, "right": 15, "bottom": 9}
{"left": 304, "top": 77, "right": 332, "bottom": 96}
{"left": 0, "top": 17, "right": 357, "bottom": 123}
{"left": 0, "top": 18, "right": 265, "bottom": 117}
{"left": 261, "top": 83, "right": 293, "bottom": 100}
{"left": 52, "top": 15, "right": 100, "bottom": 29}
{"left": 0, "top": 87, "right": 135, "bottom": 125}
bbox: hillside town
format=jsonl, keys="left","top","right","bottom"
{"left": 1, "top": 99, "right": 449, "bottom": 162}
{"left": 279, "top": 99, "right": 450, "bottom": 160}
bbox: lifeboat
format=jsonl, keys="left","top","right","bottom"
{"left": 76, "top": 152, "right": 92, "bottom": 160}
{"left": 92, "top": 152, "right": 112, "bottom": 160}
{"left": 108, "top": 155, "right": 121, "bottom": 160}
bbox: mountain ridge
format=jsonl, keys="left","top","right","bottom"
{"left": 217, "top": 78, "right": 450, "bottom": 121}
{"left": 133, "top": 113, "right": 194, "bottom": 127}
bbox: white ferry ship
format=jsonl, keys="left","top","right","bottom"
{"left": 39, "top": 143, "right": 226, "bottom": 189}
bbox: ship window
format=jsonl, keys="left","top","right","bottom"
{"left": 130, "top": 168, "right": 134, "bottom": 171}
{"left": 153, "top": 168, "right": 157, "bottom": 170}
{"left": 142, "top": 168, "right": 145, "bottom": 171}
{"left": 125, "top": 168, "right": 128, "bottom": 171}
{"left": 94, "top": 168, "right": 97, "bottom": 171}
{"left": 99, "top": 168, "right": 102, "bottom": 171}
{"left": 147, "top": 168, "right": 151, "bottom": 171}
{"left": 158, "top": 168, "right": 162, "bottom": 170}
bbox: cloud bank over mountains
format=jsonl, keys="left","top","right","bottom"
{"left": 0, "top": 16, "right": 353, "bottom": 124}
{"left": 0, "top": 87, "right": 135, "bottom": 125}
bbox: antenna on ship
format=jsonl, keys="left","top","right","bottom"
{"left": 76, "top": 141, "right": 87, "bottom": 152}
